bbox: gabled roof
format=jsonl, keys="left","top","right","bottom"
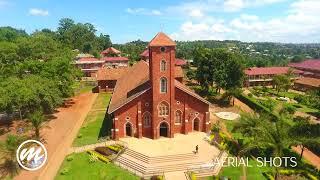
{"left": 108, "top": 61, "right": 210, "bottom": 114}
{"left": 140, "top": 49, "right": 149, "bottom": 57}
{"left": 96, "top": 68, "right": 129, "bottom": 81}
{"left": 295, "top": 77, "right": 320, "bottom": 88}
{"left": 108, "top": 61, "right": 150, "bottom": 113}
{"left": 101, "top": 47, "right": 121, "bottom": 55}
{"left": 175, "top": 58, "right": 187, "bottom": 66}
{"left": 148, "top": 32, "right": 176, "bottom": 47}
{"left": 102, "top": 57, "right": 129, "bottom": 62}
{"left": 175, "top": 80, "right": 211, "bottom": 105}
{"left": 244, "top": 67, "right": 303, "bottom": 76}
{"left": 289, "top": 59, "right": 320, "bottom": 71}
{"left": 75, "top": 57, "right": 104, "bottom": 64}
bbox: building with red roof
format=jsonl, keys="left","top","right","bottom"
{"left": 101, "top": 57, "right": 129, "bottom": 68}
{"left": 101, "top": 47, "right": 121, "bottom": 57}
{"left": 108, "top": 32, "right": 211, "bottom": 140}
{"left": 289, "top": 59, "right": 320, "bottom": 78}
{"left": 74, "top": 57, "right": 105, "bottom": 77}
{"left": 293, "top": 77, "right": 320, "bottom": 91}
{"left": 244, "top": 67, "right": 303, "bottom": 86}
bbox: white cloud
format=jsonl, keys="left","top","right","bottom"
{"left": 189, "top": 9, "right": 204, "bottom": 18}
{"left": 126, "top": 8, "right": 162, "bottom": 16}
{"left": 172, "top": 0, "right": 320, "bottom": 43}
{"left": 29, "top": 8, "right": 49, "bottom": 16}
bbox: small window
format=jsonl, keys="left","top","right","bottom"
{"left": 158, "top": 102, "right": 169, "bottom": 116}
{"left": 160, "top": 60, "right": 166, "bottom": 71}
{"left": 175, "top": 111, "right": 182, "bottom": 124}
{"left": 126, "top": 116, "right": 130, "bottom": 120}
{"left": 143, "top": 113, "right": 151, "bottom": 127}
{"left": 160, "top": 77, "right": 167, "bottom": 93}
{"left": 177, "top": 101, "right": 180, "bottom": 105}
{"left": 160, "top": 47, "right": 166, "bottom": 52}
{"left": 145, "top": 102, "right": 149, "bottom": 107}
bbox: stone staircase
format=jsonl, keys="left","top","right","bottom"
{"left": 114, "top": 147, "right": 206, "bottom": 178}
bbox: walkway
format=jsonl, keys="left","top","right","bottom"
{"left": 15, "top": 92, "right": 98, "bottom": 180}
{"left": 68, "top": 140, "right": 117, "bottom": 154}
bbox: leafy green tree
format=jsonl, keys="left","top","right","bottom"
{"left": 28, "top": 110, "right": 46, "bottom": 139}
{"left": 272, "top": 74, "right": 291, "bottom": 94}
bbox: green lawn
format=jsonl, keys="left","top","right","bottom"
{"left": 219, "top": 165, "right": 243, "bottom": 180}
{"left": 55, "top": 153, "right": 139, "bottom": 180}
{"left": 73, "top": 93, "right": 111, "bottom": 147}
{"left": 73, "top": 81, "right": 95, "bottom": 95}
{"left": 92, "top": 93, "right": 111, "bottom": 109}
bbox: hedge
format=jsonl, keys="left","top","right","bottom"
{"left": 235, "top": 93, "right": 279, "bottom": 121}
{"left": 87, "top": 150, "right": 110, "bottom": 164}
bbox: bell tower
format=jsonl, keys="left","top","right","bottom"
{"left": 148, "top": 32, "right": 176, "bottom": 139}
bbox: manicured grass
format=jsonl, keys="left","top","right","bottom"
{"left": 55, "top": 153, "right": 139, "bottom": 180}
{"left": 73, "top": 111, "right": 106, "bottom": 147}
{"left": 73, "top": 93, "right": 111, "bottom": 147}
{"left": 73, "top": 81, "right": 95, "bottom": 95}
{"left": 92, "top": 93, "right": 111, "bottom": 109}
{"left": 219, "top": 165, "right": 243, "bottom": 179}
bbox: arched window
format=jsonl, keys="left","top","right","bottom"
{"left": 143, "top": 112, "right": 151, "bottom": 127}
{"left": 160, "top": 77, "right": 167, "bottom": 93}
{"left": 175, "top": 110, "right": 182, "bottom": 124}
{"left": 158, "top": 102, "right": 169, "bottom": 116}
{"left": 160, "top": 60, "right": 166, "bottom": 71}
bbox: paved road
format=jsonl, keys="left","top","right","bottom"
{"left": 15, "top": 92, "right": 98, "bottom": 180}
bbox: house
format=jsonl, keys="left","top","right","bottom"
{"left": 293, "top": 77, "right": 320, "bottom": 91}
{"left": 289, "top": 59, "right": 320, "bottom": 78}
{"left": 96, "top": 67, "right": 129, "bottom": 92}
{"left": 101, "top": 47, "right": 121, "bottom": 57}
{"left": 108, "top": 32, "right": 211, "bottom": 140}
{"left": 102, "top": 57, "right": 129, "bottom": 68}
{"left": 74, "top": 57, "right": 105, "bottom": 77}
{"left": 140, "top": 48, "right": 187, "bottom": 66}
{"left": 244, "top": 67, "right": 303, "bottom": 87}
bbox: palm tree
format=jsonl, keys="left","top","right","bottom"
{"left": 28, "top": 110, "right": 46, "bottom": 139}
{"left": 233, "top": 113, "right": 295, "bottom": 180}
{"left": 289, "top": 122, "right": 320, "bottom": 160}
{"left": 0, "top": 134, "right": 25, "bottom": 178}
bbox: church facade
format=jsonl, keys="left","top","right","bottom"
{"left": 108, "top": 32, "right": 211, "bottom": 140}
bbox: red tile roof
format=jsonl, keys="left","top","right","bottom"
{"left": 78, "top": 57, "right": 99, "bottom": 62}
{"left": 102, "top": 57, "right": 129, "bottom": 62}
{"left": 140, "top": 49, "right": 149, "bottom": 57}
{"left": 175, "top": 58, "right": 187, "bottom": 66}
{"left": 244, "top": 67, "right": 302, "bottom": 76}
{"left": 289, "top": 59, "right": 320, "bottom": 71}
{"left": 295, "top": 77, "right": 320, "bottom": 88}
{"left": 96, "top": 68, "right": 129, "bottom": 81}
{"left": 101, "top": 47, "right": 121, "bottom": 55}
{"left": 148, "top": 32, "right": 176, "bottom": 47}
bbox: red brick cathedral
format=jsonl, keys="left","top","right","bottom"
{"left": 108, "top": 32, "right": 211, "bottom": 140}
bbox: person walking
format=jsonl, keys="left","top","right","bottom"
{"left": 195, "top": 145, "right": 199, "bottom": 154}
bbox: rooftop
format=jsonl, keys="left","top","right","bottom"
{"left": 295, "top": 77, "right": 320, "bottom": 88}
{"left": 101, "top": 47, "right": 121, "bottom": 55}
{"left": 148, "top": 32, "right": 176, "bottom": 47}
{"left": 289, "top": 59, "right": 320, "bottom": 71}
{"left": 244, "top": 67, "right": 303, "bottom": 76}
{"left": 96, "top": 68, "right": 129, "bottom": 81}
{"left": 102, "top": 56, "right": 129, "bottom": 62}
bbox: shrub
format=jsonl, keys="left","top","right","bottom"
{"left": 248, "top": 93, "right": 253, "bottom": 98}
{"left": 87, "top": 150, "right": 110, "bottom": 164}
{"left": 89, "top": 154, "right": 98, "bottom": 163}
{"left": 66, "top": 155, "right": 74, "bottom": 162}
{"left": 77, "top": 133, "right": 82, "bottom": 138}
{"left": 107, "top": 144, "right": 124, "bottom": 153}
{"left": 280, "top": 104, "right": 296, "bottom": 115}
{"left": 60, "top": 167, "right": 69, "bottom": 175}
{"left": 292, "top": 104, "right": 303, "bottom": 108}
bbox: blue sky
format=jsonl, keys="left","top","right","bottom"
{"left": 0, "top": 0, "right": 320, "bottom": 43}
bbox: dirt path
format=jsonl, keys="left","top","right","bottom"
{"left": 15, "top": 92, "right": 98, "bottom": 180}
{"left": 292, "top": 146, "right": 320, "bottom": 170}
